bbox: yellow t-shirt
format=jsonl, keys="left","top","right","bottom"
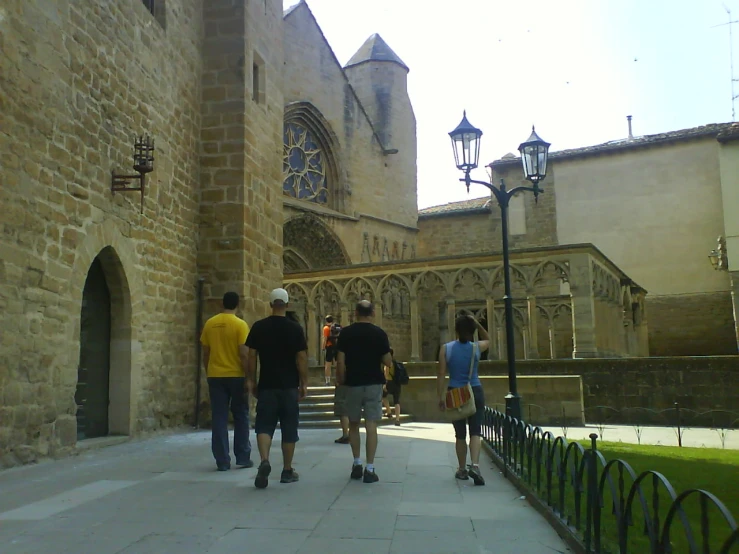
{"left": 200, "top": 313, "right": 250, "bottom": 378}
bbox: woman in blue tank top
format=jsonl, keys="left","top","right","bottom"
{"left": 436, "top": 315, "right": 490, "bottom": 485}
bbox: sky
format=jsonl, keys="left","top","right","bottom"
{"left": 283, "top": 0, "right": 739, "bottom": 209}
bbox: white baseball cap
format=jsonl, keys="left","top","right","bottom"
{"left": 269, "top": 288, "right": 289, "bottom": 304}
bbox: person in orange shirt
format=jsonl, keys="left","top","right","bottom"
{"left": 322, "top": 315, "right": 340, "bottom": 385}
{"left": 200, "top": 292, "right": 252, "bottom": 471}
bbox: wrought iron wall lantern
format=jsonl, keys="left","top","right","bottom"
{"left": 111, "top": 135, "right": 155, "bottom": 214}
{"left": 708, "top": 235, "right": 729, "bottom": 271}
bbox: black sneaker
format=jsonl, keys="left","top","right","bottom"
{"left": 468, "top": 465, "right": 485, "bottom": 486}
{"left": 350, "top": 463, "right": 363, "bottom": 480}
{"left": 363, "top": 468, "right": 379, "bottom": 483}
{"left": 236, "top": 459, "right": 254, "bottom": 469}
{"left": 455, "top": 468, "right": 469, "bottom": 480}
{"left": 255, "top": 460, "right": 271, "bottom": 489}
{"left": 216, "top": 464, "right": 230, "bottom": 472}
{"left": 335, "top": 436, "right": 350, "bottom": 444}
{"left": 280, "top": 469, "right": 299, "bottom": 483}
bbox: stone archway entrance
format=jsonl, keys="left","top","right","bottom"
{"left": 75, "top": 246, "right": 133, "bottom": 440}
{"left": 76, "top": 257, "right": 111, "bottom": 439}
{"left": 283, "top": 215, "right": 350, "bottom": 271}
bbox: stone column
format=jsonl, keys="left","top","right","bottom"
{"left": 569, "top": 254, "right": 599, "bottom": 358}
{"left": 548, "top": 325, "right": 556, "bottom": 359}
{"left": 375, "top": 302, "right": 384, "bottom": 328}
{"left": 340, "top": 303, "right": 350, "bottom": 328}
{"left": 497, "top": 328, "right": 504, "bottom": 359}
{"left": 522, "top": 325, "right": 530, "bottom": 360}
{"left": 526, "top": 293, "right": 539, "bottom": 359}
{"left": 410, "top": 295, "right": 421, "bottom": 362}
{"left": 307, "top": 303, "right": 319, "bottom": 366}
{"left": 446, "top": 297, "right": 456, "bottom": 340}
{"left": 485, "top": 297, "right": 497, "bottom": 359}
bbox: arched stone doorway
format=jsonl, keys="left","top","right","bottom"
{"left": 283, "top": 214, "right": 350, "bottom": 271}
{"left": 75, "top": 246, "right": 133, "bottom": 439}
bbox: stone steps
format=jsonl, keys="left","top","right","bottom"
{"left": 299, "top": 386, "right": 413, "bottom": 429}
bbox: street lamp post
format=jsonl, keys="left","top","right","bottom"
{"left": 448, "top": 112, "right": 550, "bottom": 421}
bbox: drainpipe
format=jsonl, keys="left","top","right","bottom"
{"left": 194, "top": 277, "right": 205, "bottom": 428}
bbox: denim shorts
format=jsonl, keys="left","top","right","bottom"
{"left": 451, "top": 385, "right": 485, "bottom": 440}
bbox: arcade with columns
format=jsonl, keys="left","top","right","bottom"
{"left": 283, "top": 244, "right": 649, "bottom": 365}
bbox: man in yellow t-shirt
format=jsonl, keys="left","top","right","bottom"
{"left": 200, "top": 292, "right": 252, "bottom": 471}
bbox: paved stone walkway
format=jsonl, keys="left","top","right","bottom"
{"left": 0, "top": 423, "right": 571, "bottom": 554}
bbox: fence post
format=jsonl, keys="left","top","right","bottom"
{"left": 585, "top": 433, "right": 599, "bottom": 553}
{"left": 674, "top": 402, "right": 682, "bottom": 448}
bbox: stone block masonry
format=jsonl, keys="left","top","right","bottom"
{"left": 0, "top": 0, "right": 286, "bottom": 468}
{"left": 406, "top": 357, "right": 738, "bottom": 426}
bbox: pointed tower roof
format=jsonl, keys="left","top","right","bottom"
{"left": 344, "top": 33, "right": 409, "bottom": 71}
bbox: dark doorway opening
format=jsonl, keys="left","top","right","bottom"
{"left": 76, "top": 257, "right": 112, "bottom": 440}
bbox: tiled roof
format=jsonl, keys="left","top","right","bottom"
{"left": 717, "top": 122, "right": 739, "bottom": 142}
{"left": 344, "top": 34, "right": 409, "bottom": 71}
{"left": 490, "top": 122, "right": 735, "bottom": 168}
{"left": 418, "top": 197, "right": 491, "bottom": 218}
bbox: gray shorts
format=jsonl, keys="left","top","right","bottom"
{"left": 334, "top": 385, "right": 348, "bottom": 417}
{"left": 345, "top": 384, "right": 383, "bottom": 422}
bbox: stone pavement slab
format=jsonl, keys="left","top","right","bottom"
{"left": 0, "top": 424, "right": 572, "bottom": 553}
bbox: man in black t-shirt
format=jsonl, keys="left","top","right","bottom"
{"left": 336, "top": 300, "right": 392, "bottom": 484}
{"left": 246, "top": 288, "right": 308, "bottom": 489}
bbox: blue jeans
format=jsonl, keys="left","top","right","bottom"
{"left": 208, "top": 377, "right": 251, "bottom": 467}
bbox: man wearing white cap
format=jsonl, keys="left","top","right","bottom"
{"left": 246, "top": 288, "right": 309, "bottom": 489}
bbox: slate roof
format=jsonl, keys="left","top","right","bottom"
{"left": 490, "top": 122, "right": 735, "bottom": 168}
{"left": 344, "top": 33, "right": 409, "bottom": 71}
{"left": 418, "top": 197, "right": 491, "bottom": 218}
{"left": 717, "top": 122, "right": 739, "bottom": 143}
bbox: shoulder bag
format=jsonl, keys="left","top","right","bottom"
{"left": 442, "top": 342, "right": 477, "bottom": 422}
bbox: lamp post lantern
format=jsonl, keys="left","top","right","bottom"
{"left": 449, "top": 113, "right": 550, "bottom": 421}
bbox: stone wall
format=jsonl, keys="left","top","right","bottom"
{"left": 647, "top": 292, "right": 737, "bottom": 356}
{"left": 406, "top": 356, "right": 739, "bottom": 425}
{"left": 417, "top": 173, "right": 557, "bottom": 259}
{"left": 0, "top": 0, "right": 205, "bottom": 466}
{"left": 401, "top": 376, "right": 585, "bottom": 426}
{"left": 382, "top": 315, "right": 412, "bottom": 362}
{"left": 197, "top": 0, "right": 284, "bottom": 320}
{"left": 281, "top": 3, "right": 418, "bottom": 269}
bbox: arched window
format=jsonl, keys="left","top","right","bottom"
{"left": 282, "top": 103, "right": 344, "bottom": 211}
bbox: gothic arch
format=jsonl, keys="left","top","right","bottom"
{"left": 68, "top": 220, "right": 144, "bottom": 438}
{"left": 283, "top": 101, "right": 347, "bottom": 212}
{"left": 283, "top": 214, "right": 351, "bottom": 272}
{"left": 412, "top": 270, "right": 449, "bottom": 296}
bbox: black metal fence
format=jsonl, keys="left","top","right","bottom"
{"left": 485, "top": 402, "right": 739, "bottom": 448}
{"left": 482, "top": 407, "right": 739, "bottom": 553}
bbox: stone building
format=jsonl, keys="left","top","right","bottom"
{"left": 0, "top": 0, "right": 421, "bottom": 465}
{"left": 0, "top": 0, "right": 648, "bottom": 466}
{"left": 420, "top": 123, "right": 739, "bottom": 357}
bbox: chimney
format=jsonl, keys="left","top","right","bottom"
{"left": 627, "top": 115, "right": 634, "bottom": 139}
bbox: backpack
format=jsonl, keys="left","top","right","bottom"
{"left": 393, "top": 360, "right": 409, "bottom": 385}
{"left": 329, "top": 323, "right": 342, "bottom": 341}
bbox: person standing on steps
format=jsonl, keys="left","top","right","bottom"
{"left": 436, "top": 315, "right": 490, "bottom": 486}
{"left": 383, "top": 349, "right": 407, "bottom": 426}
{"left": 322, "top": 315, "right": 340, "bottom": 385}
{"left": 200, "top": 292, "right": 253, "bottom": 472}
{"left": 246, "top": 288, "right": 309, "bottom": 489}
{"left": 336, "top": 300, "right": 392, "bottom": 483}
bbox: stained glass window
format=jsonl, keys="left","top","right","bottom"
{"left": 283, "top": 122, "right": 328, "bottom": 204}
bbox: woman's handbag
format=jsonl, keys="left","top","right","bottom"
{"left": 442, "top": 343, "right": 478, "bottom": 422}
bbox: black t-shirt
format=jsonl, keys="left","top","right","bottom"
{"left": 245, "top": 315, "right": 308, "bottom": 391}
{"left": 337, "top": 322, "right": 390, "bottom": 386}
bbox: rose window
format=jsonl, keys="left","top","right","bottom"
{"left": 283, "top": 122, "right": 327, "bottom": 204}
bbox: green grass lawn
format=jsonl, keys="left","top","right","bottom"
{"left": 522, "top": 442, "right": 739, "bottom": 553}
{"left": 594, "top": 443, "right": 738, "bottom": 553}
